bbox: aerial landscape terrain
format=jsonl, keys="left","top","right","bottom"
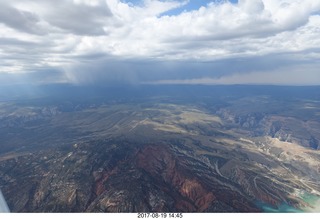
{"left": 1, "top": 0, "right": 320, "bottom": 214}
{"left": 0, "top": 85, "right": 319, "bottom": 212}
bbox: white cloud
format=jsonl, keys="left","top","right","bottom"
{"left": 0, "top": 0, "right": 319, "bottom": 85}
{"left": 239, "top": 0, "right": 265, "bottom": 13}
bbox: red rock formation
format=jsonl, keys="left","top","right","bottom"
{"left": 136, "top": 145, "right": 215, "bottom": 212}
{"left": 93, "top": 168, "right": 118, "bottom": 196}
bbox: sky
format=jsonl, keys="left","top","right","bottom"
{"left": 0, "top": 0, "right": 320, "bottom": 86}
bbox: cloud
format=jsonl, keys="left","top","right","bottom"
{"left": 8, "top": 0, "right": 114, "bottom": 36}
{"left": 0, "top": 0, "right": 320, "bottom": 85}
{"left": 239, "top": 0, "right": 265, "bottom": 13}
{"left": 0, "top": 2, "right": 46, "bottom": 35}
{"left": 148, "top": 66, "right": 320, "bottom": 86}
{"left": 43, "top": 0, "right": 113, "bottom": 35}
{"left": 60, "top": 51, "right": 320, "bottom": 86}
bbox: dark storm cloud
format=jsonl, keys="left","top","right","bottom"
{"left": 64, "top": 51, "right": 318, "bottom": 85}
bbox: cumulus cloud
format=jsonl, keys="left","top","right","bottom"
{"left": 239, "top": 0, "right": 265, "bottom": 13}
{"left": 0, "top": 0, "right": 319, "bottom": 85}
